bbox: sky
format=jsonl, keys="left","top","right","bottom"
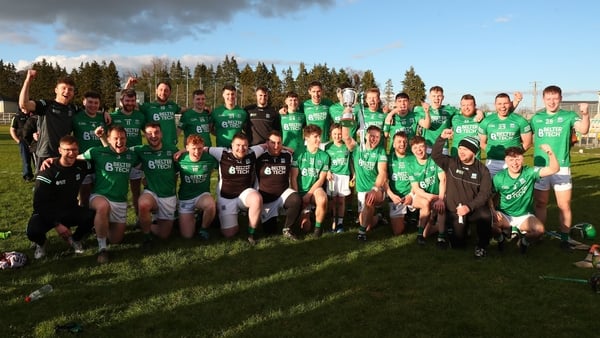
{"left": 1, "top": 0, "right": 599, "bottom": 111}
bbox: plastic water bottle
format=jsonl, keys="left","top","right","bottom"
{"left": 25, "top": 284, "right": 53, "bottom": 302}
{"left": 457, "top": 204, "right": 464, "bottom": 224}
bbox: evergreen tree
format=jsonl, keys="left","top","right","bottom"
{"left": 401, "top": 66, "right": 426, "bottom": 106}
{"left": 383, "top": 79, "right": 395, "bottom": 110}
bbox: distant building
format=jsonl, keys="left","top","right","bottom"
{"left": 0, "top": 96, "right": 19, "bottom": 124}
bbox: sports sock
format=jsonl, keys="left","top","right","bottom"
{"left": 359, "top": 225, "right": 367, "bottom": 234}
{"left": 417, "top": 226, "right": 424, "bottom": 236}
{"left": 97, "top": 237, "right": 107, "bottom": 251}
{"left": 248, "top": 227, "right": 256, "bottom": 235}
{"left": 315, "top": 222, "right": 322, "bottom": 228}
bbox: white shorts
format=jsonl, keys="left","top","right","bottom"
{"left": 217, "top": 188, "right": 257, "bottom": 229}
{"left": 326, "top": 174, "right": 352, "bottom": 197}
{"left": 82, "top": 173, "right": 95, "bottom": 185}
{"left": 89, "top": 194, "right": 128, "bottom": 223}
{"left": 142, "top": 190, "right": 177, "bottom": 220}
{"left": 486, "top": 159, "right": 506, "bottom": 177}
{"left": 498, "top": 211, "right": 535, "bottom": 230}
{"left": 388, "top": 202, "right": 409, "bottom": 218}
{"left": 534, "top": 167, "right": 572, "bottom": 192}
{"left": 357, "top": 191, "right": 385, "bottom": 213}
{"left": 129, "top": 167, "right": 144, "bottom": 180}
{"left": 178, "top": 192, "right": 212, "bottom": 214}
{"left": 261, "top": 188, "right": 296, "bottom": 222}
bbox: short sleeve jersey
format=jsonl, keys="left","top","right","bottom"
{"left": 329, "top": 102, "right": 358, "bottom": 139}
{"left": 303, "top": 99, "right": 333, "bottom": 142}
{"left": 383, "top": 111, "right": 419, "bottom": 141}
{"left": 256, "top": 150, "right": 294, "bottom": 203}
{"left": 72, "top": 112, "right": 105, "bottom": 152}
{"left": 209, "top": 145, "right": 265, "bottom": 199}
{"left": 109, "top": 109, "right": 146, "bottom": 147}
{"left": 292, "top": 147, "right": 330, "bottom": 194}
{"left": 33, "top": 99, "right": 78, "bottom": 158}
{"left": 324, "top": 142, "right": 351, "bottom": 176}
{"left": 388, "top": 153, "right": 415, "bottom": 197}
{"left": 493, "top": 166, "right": 541, "bottom": 217}
{"left": 177, "top": 109, "right": 213, "bottom": 147}
{"left": 280, "top": 111, "right": 306, "bottom": 150}
{"left": 82, "top": 146, "right": 140, "bottom": 202}
{"left": 451, "top": 114, "right": 480, "bottom": 157}
{"left": 478, "top": 113, "right": 531, "bottom": 160}
{"left": 139, "top": 101, "right": 180, "bottom": 146}
{"left": 133, "top": 144, "right": 178, "bottom": 197}
{"left": 414, "top": 105, "right": 458, "bottom": 147}
{"left": 353, "top": 145, "right": 387, "bottom": 193}
{"left": 176, "top": 152, "right": 217, "bottom": 200}
{"left": 530, "top": 109, "right": 580, "bottom": 167}
{"left": 212, "top": 105, "right": 248, "bottom": 147}
{"left": 409, "top": 156, "right": 442, "bottom": 194}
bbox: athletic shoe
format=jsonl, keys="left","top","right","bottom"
{"left": 34, "top": 244, "right": 46, "bottom": 259}
{"left": 474, "top": 246, "right": 487, "bottom": 258}
{"left": 198, "top": 229, "right": 210, "bottom": 241}
{"left": 518, "top": 237, "right": 529, "bottom": 255}
{"left": 282, "top": 228, "right": 298, "bottom": 241}
{"left": 71, "top": 240, "right": 84, "bottom": 254}
{"left": 313, "top": 227, "right": 323, "bottom": 238}
{"left": 416, "top": 235, "right": 426, "bottom": 246}
{"left": 357, "top": 233, "right": 367, "bottom": 241}
{"left": 247, "top": 235, "right": 256, "bottom": 246}
{"left": 335, "top": 226, "right": 345, "bottom": 234}
{"left": 436, "top": 238, "right": 448, "bottom": 249}
{"left": 97, "top": 249, "right": 109, "bottom": 264}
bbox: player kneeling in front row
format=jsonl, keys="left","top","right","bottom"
{"left": 491, "top": 145, "right": 559, "bottom": 254}
{"left": 176, "top": 135, "right": 217, "bottom": 240}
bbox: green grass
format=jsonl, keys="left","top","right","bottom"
{"left": 1, "top": 125, "right": 600, "bottom": 337}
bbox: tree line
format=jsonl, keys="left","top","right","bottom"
{"left": 0, "top": 56, "right": 427, "bottom": 111}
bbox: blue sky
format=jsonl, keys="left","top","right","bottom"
{"left": 1, "top": 0, "right": 598, "bottom": 110}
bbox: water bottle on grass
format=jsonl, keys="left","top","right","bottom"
{"left": 25, "top": 284, "right": 53, "bottom": 302}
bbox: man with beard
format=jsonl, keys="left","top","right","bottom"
{"left": 245, "top": 86, "right": 281, "bottom": 145}
{"left": 81, "top": 125, "right": 140, "bottom": 264}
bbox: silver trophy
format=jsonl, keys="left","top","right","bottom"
{"left": 340, "top": 87, "right": 357, "bottom": 128}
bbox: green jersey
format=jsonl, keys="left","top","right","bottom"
{"left": 177, "top": 108, "right": 213, "bottom": 146}
{"left": 139, "top": 101, "right": 181, "bottom": 146}
{"left": 292, "top": 147, "right": 330, "bottom": 194}
{"left": 280, "top": 111, "right": 306, "bottom": 150}
{"left": 388, "top": 153, "right": 415, "bottom": 197}
{"left": 212, "top": 105, "right": 247, "bottom": 147}
{"left": 176, "top": 152, "right": 217, "bottom": 200}
{"left": 478, "top": 113, "right": 531, "bottom": 160}
{"left": 451, "top": 114, "right": 480, "bottom": 157}
{"left": 110, "top": 109, "right": 145, "bottom": 147}
{"left": 409, "top": 156, "right": 442, "bottom": 194}
{"left": 361, "top": 108, "right": 386, "bottom": 147}
{"left": 353, "top": 145, "right": 387, "bottom": 193}
{"left": 72, "top": 112, "right": 105, "bottom": 152}
{"left": 329, "top": 103, "right": 358, "bottom": 139}
{"left": 303, "top": 99, "right": 333, "bottom": 142}
{"left": 324, "top": 142, "right": 351, "bottom": 175}
{"left": 383, "top": 111, "right": 419, "bottom": 141}
{"left": 530, "top": 109, "right": 580, "bottom": 167}
{"left": 414, "top": 105, "right": 458, "bottom": 147}
{"left": 82, "top": 146, "right": 140, "bottom": 202}
{"left": 493, "top": 166, "right": 541, "bottom": 217}
{"left": 133, "top": 144, "right": 178, "bottom": 197}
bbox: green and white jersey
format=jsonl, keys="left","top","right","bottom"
{"left": 388, "top": 153, "right": 415, "bottom": 197}
{"left": 451, "top": 114, "right": 480, "bottom": 157}
{"left": 72, "top": 112, "right": 105, "bottom": 152}
{"left": 177, "top": 109, "right": 213, "bottom": 146}
{"left": 212, "top": 105, "right": 247, "bottom": 147}
{"left": 82, "top": 146, "right": 140, "bottom": 202}
{"left": 361, "top": 108, "right": 386, "bottom": 147}
{"left": 176, "top": 152, "right": 217, "bottom": 200}
{"left": 530, "top": 109, "right": 580, "bottom": 167}
{"left": 303, "top": 99, "right": 333, "bottom": 142}
{"left": 414, "top": 105, "right": 458, "bottom": 147}
{"left": 352, "top": 145, "right": 387, "bottom": 193}
{"left": 478, "top": 113, "right": 531, "bottom": 160}
{"left": 133, "top": 144, "right": 178, "bottom": 197}
{"left": 493, "top": 166, "right": 541, "bottom": 217}
{"left": 329, "top": 103, "right": 358, "bottom": 139}
{"left": 409, "top": 156, "right": 442, "bottom": 194}
{"left": 324, "top": 142, "right": 351, "bottom": 175}
{"left": 292, "top": 147, "right": 330, "bottom": 194}
{"left": 280, "top": 111, "right": 306, "bottom": 150}
{"left": 383, "top": 111, "right": 419, "bottom": 140}
{"left": 110, "top": 109, "right": 145, "bottom": 147}
{"left": 139, "top": 101, "right": 181, "bottom": 146}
